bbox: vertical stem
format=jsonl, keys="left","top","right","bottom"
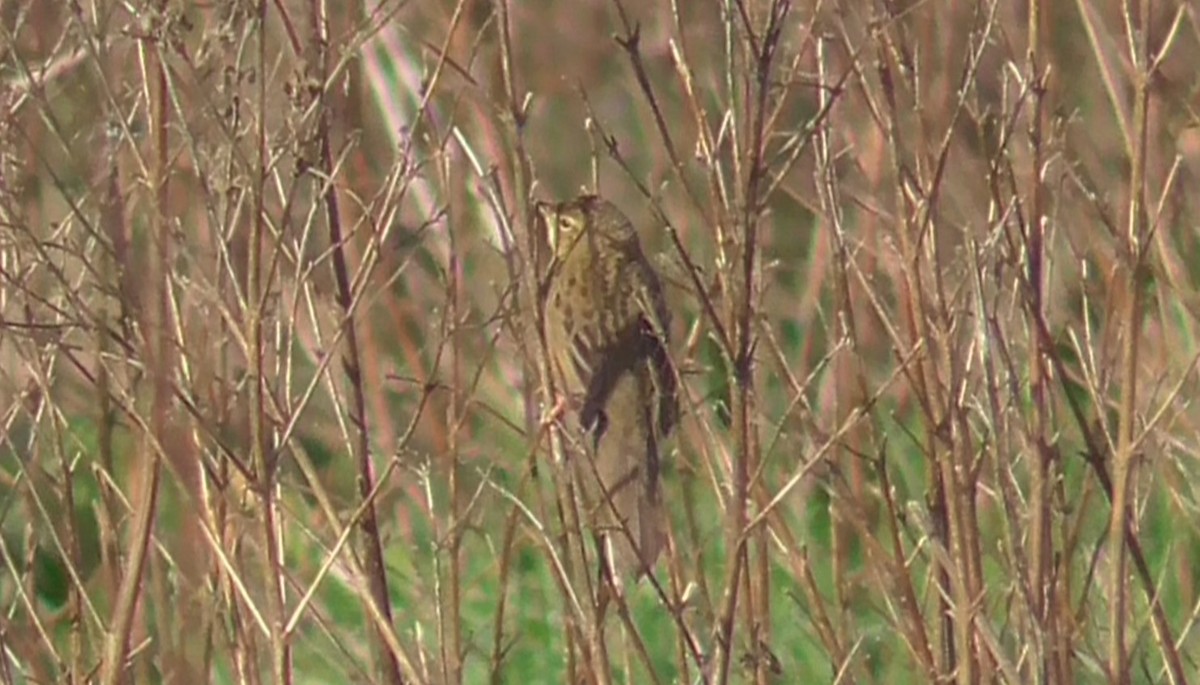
{"left": 98, "top": 12, "right": 170, "bottom": 683}
{"left": 445, "top": 157, "right": 465, "bottom": 685}
{"left": 247, "top": 2, "right": 290, "bottom": 682}
{"left": 872, "top": 27, "right": 956, "bottom": 680}
{"left": 307, "top": 0, "right": 404, "bottom": 679}
{"left": 1108, "top": 3, "right": 1150, "bottom": 682}
{"left": 492, "top": 0, "right": 599, "bottom": 677}
{"left": 1024, "top": 0, "right": 1073, "bottom": 678}
{"left": 1025, "top": 0, "right": 1051, "bottom": 642}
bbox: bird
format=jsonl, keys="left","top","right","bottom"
{"left": 538, "top": 194, "right": 678, "bottom": 580}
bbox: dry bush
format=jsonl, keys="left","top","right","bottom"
{"left": 1, "top": 0, "right": 1199, "bottom": 683}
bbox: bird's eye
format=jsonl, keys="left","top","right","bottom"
{"left": 558, "top": 215, "right": 578, "bottom": 233}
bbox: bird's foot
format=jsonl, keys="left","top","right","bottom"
{"left": 540, "top": 395, "right": 569, "bottom": 429}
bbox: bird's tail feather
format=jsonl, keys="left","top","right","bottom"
{"left": 582, "top": 368, "right": 666, "bottom": 578}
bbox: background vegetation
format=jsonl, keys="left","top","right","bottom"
{"left": 2, "top": 0, "right": 1200, "bottom": 683}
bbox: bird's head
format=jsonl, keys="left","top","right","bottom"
{"left": 537, "top": 195, "right": 637, "bottom": 259}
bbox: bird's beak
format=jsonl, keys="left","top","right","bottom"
{"left": 535, "top": 200, "right": 558, "bottom": 251}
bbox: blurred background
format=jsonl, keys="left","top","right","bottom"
{"left": 2, "top": 0, "right": 1199, "bottom": 683}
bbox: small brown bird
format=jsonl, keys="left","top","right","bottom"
{"left": 538, "top": 194, "right": 678, "bottom": 579}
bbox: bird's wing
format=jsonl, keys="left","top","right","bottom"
{"left": 577, "top": 305, "right": 676, "bottom": 445}
{"left": 631, "top": 264, "right": 679, "bottom": 437}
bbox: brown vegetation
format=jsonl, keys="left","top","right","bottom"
{"left": 1, "top": 0, "right": 1199, "bottom": 683}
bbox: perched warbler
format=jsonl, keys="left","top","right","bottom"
{"left": 538, "top": 194, "right": 678, "bottom": 579}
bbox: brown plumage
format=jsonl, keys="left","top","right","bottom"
{"left": 538, "top": 194, "right": 678, "bottom": 579}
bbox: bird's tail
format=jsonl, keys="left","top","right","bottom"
{"left": 583, "top": 367, "right": 666, "bottom": 579}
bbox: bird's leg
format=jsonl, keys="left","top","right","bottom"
{"left": 539, "top": 393, "right": 570, "bottom": 430}
{"left": 543, "top": 391, "right": 605, "bottom": 462}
